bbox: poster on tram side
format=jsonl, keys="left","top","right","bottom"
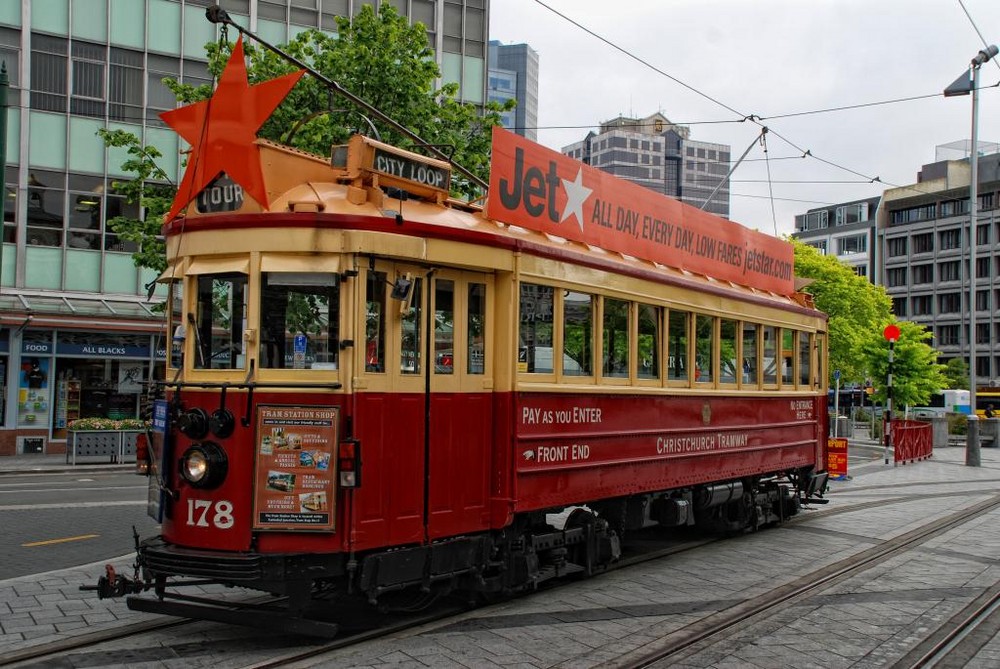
{"left": 252, "top": 405, "right": 338, "bottom": 531}
{"left": 827, "top": 437, "right": 848, "bottom": 479}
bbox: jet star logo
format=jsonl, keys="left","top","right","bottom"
{"left": 496, "top": 147, "right": 593, "bottom": 232}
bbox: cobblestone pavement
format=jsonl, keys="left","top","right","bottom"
{"left": 3, "top": 445, "right": 1000, "bottom": 668}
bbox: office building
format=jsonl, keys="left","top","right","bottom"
{"left": 561, "top": 112, "right": 732, "bottom": 218}
{"left": 792, "top": 196, "right": 881, "bottom": 279}
{"left": 0, "top": 0, "right": 489, "bottom": 455}
{"left": 487, "top": 40, "right": 538, "bottom": 140}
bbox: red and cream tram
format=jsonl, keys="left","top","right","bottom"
{"left": 95, "top": 29, "right": 829, "bottom": 636}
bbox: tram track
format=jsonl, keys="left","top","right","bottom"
{"left": 606, "top": 493, "right": 1000, "bottom": 669}
{"left": 6, "top": 488, "right": 995, "bottom": 668}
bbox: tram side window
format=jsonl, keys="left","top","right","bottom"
{"left": 194, "top": 273, "right": 248, "bottom": 370}
{"left": 695, "top": 315, "right": 715, "bottom": 383}
{"left": 667, "top": 310, "right": 689, "bottom": 382}
{"left": 799, "top": 332, "right": 812, "bottom": 387}
{"left": 519, "top": 283, "right": 554, "bottom": 374}
{"left": 259, "top": 272, "right": 339, "bottom": 369}
{"left": 468, "top": 282, "right": 486, "bottom": 375}
{"left": 602, "top": 297, "right": 629, "bottom": 378}
{"left": 638, "top": 303, "right": 661, "bottom": 380}
{"left": 762, "top": 325, "right": 778, "bottom": 385}
{"left": 563, "top": 290, "right": 594, "bottom": 376}
{"left": 742, "top": 322, "right": 759, "bottom": 386}
{"left": 365, "top": 271, "right": 387, "bottom": 372}
{"left": 400, "top": 277, "right": 423, "bottom": 374}
{"left": 435, "top": 279, "right": 454, "bottom": 374}
{"left": 781, "top": 330, "right": 795, "bottom": 385}
{"left": 720, "top": 319, "right": 738, "bottom": 383}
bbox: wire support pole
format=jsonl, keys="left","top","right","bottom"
{"left": 885, "top": 340, "right": 894, "bottom": 466}
{"left": 700, "top": 127, "right": 766, "bottom": 211}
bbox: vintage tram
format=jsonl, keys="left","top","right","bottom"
{"left": 93, "top": 26, "right": 830, "bottom": 637}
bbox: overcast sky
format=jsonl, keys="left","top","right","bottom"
{"left": 489, "top": 0, "right": 1000, "bottom": 237}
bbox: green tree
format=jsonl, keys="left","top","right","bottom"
{"left": 791, "top": 239, "right": 892, "bottom": 384}
{"left": 942, "top": 357, "right": 969, "bottom": 390}
{"left": 103, "top": 4, "right": 513, "bottom": 272}
{"left": 860, "top": 320, "right": 947, "bottom": 410}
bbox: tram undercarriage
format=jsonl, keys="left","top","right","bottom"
{"left": 104, "top": 469, "right": 827, "bottom": 638}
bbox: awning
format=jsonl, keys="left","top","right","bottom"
{"left": 156, "top": 258, "right": 187, "bottom": 283}
{"left": 260, "top": 254, "right": 340, "bottom": 274}
{"left": 186, "top": 257, "right": 250, "bottom": 275}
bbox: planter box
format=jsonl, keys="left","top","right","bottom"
{"left": 66, "top": 430, "right": 143, "bottom": 465}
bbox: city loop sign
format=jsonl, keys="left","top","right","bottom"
{"left": 486, "top": 128, "right": 795, "bottom": 295}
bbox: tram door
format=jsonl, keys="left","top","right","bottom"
{"left": 354, "top": 262, "right": 493, "bottom": 548}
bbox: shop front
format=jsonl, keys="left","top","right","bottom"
{"left": 3, "top": 329, "right": 165, "bottom": 454}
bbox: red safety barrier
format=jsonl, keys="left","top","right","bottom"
{"left": 892, "top": 419, "right": 933, "bottom": 465}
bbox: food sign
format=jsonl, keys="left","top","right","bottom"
{"left": 252, "top": 405, "right": 338, "bottom": 531}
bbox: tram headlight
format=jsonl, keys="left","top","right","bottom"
{"left": 179, "top": 442, "right": 228, "bottom": 489}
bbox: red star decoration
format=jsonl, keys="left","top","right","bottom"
{"left": 161, "top": 36, "right": 304, "bottom": 221}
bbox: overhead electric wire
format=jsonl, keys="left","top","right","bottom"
{"left": 958, "top": 0, "right": 1000, "bottom": 74}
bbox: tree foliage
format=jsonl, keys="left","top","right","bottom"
{"left": 792, "top": 240, "right": 892, "bottom": 384}
{"left": 942, "top": 357, "right": 969, "bottom": 390}
{"left": 791, "top": 240, "right": 946, "bottom": 408}
{"left": 860, "top": 320, "right": 947, "bottom": 410}
{"left": 103, "top": 4, "right": 513, "bottom": 272}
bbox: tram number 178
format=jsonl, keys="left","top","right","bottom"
{"left": 186, "top": 499, "right": 235, "bottom": 529}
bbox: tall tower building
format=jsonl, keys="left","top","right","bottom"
{"left": 487, "top": 40, "right": 538, "bottom": 141}
{"left": 561, "top": 112, "right": 731, "bottom": 218}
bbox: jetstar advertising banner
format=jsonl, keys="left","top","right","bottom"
{"left": 486, "top": 127, "right": 795, "bottom": 295}
{"left": 252, "top": 405, "right": 338, "bottom": 531}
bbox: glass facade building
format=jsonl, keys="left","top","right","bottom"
{"left": 0, "top": 0, "right": 489, "bottom": 455}
{"left": 487, "top": 40, "right": 537, "bottom": 141}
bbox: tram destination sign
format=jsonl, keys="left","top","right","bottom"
{"left": 334, "top": 135, "right": 451, "bottom": 201}
{"left": 487, "top": 127, "right": 795, "bottom": 295}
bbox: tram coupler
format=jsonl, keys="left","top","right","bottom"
{"left": 80, "top": 563, "right": 148, "bottom": 599}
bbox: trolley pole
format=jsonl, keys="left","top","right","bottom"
{"left": 883, "top": 325, "right": 900, "bottom": 465}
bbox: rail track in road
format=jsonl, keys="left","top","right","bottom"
{"left": 7, "top": 487, "right": 999, "bottom": 669}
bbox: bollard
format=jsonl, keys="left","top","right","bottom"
{"left": 966, "top": 415, "right": 981, "bottom": 467}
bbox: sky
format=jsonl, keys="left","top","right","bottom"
{"left": 489, "top": 0, "right": 1000, "bottom": 237}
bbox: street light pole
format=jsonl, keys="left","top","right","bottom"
{"left": 944, "top": 44, "right": 999, "bottom": 416}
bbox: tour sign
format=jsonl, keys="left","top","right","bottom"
{"left": 197, "top": 173, "right": 244, "bottom": 213}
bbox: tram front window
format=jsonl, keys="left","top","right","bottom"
{"left": 194, "top": 274, "right": 248, "bottom": 370}
{"left": 259, "top": 272, "right": 340, "bottom": 369}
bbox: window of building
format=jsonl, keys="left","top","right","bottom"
{"left": 980, "top": 192, "right": 995, "bottom": 210}
{"left": 70, "top": 41, "right": 105, "bottom": 118}
{"left": 938, "top": 293, "right": 962, "bottom": 314}
{"left": 977, "top": 223, "right": 990, "bottom": 246}
{"left": 977, "top": 323, "right": 990, "bottom": 345}
{"left": 854, "top": 265, "right": 867, "bottom": 277}
{"left": 912, "top": 295, "right": 932, "bottom": 315}
{"left": 109, "top": 47, "right": 144, "bottom": 123}
{"left": 977, "top": 257, "right": 990, "bottom": 279}
{"left": 912, "top": 264, "right": 933, "bottom": 284}
{"left": 30, "top": 33, "right": 68, "bottom": 113}
{"left": 977, "top": 290, "right": 990, "bottom": 312}
{"left": 912, "top": 233, "right": 933, "bottom": 253}
{"left": 976, "top": 356, "right": 990, "bottom": 378}
{"left": 939, "top": 199, "right": 969, "bottom": 217}
{"left": 892, "top": 297, "right": 907, "bottom": 316}
{"left": 939, "top": 229, "right": 961, "bottom": 249}
{"left": 834, "top": 202, "right": 868, "bottom": 226}
{"left": 939, "top": 261, "right": 960, "bottom": 282}
{"left": 26, "top": 170, "right": 65, "bottom": 247}
{"left": 938, "top": 325, "right": 960, "bottom": 346}
{"left": 886, "top": 268, "right": 907, "bottom": 287}
{"left": 890, "top": 204, "right": 936, "bottom": 225}
{"left": 887, "top": 237, "right": 908, "bottom": 256}
{"left": 837, "top": 234, "right": 866, "bottom": 255}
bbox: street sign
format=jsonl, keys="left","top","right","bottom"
{"left": 883, "top": 324, "right": 900, "bottom": 342}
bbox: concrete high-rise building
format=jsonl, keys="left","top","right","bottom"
{"left": 487, "top": 40, "right": 538, "bottom": 141}
{"left": 561, "top": 112, "right": 732, "bottom": 218}
{"left": 0, "top": 0, "right": 490, "bottom": 456}
{"left": 792, "top": 143, "right": 1000, "bottom": 391}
